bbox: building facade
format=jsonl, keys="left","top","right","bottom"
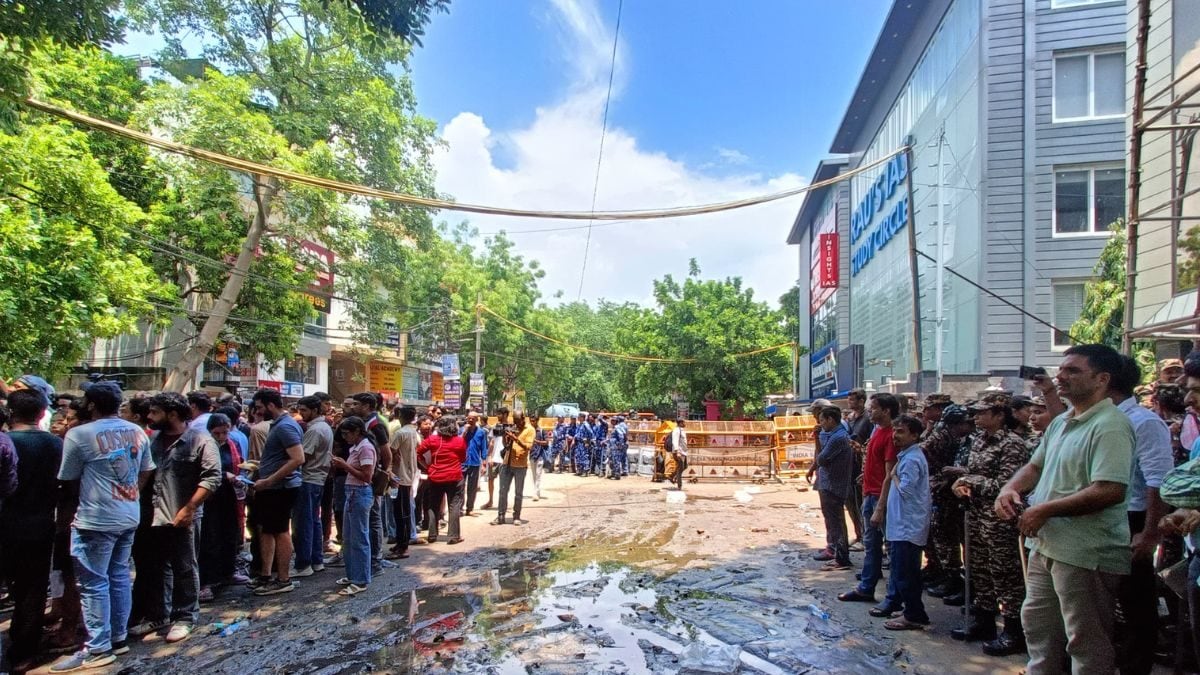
{"left": 790, "top": 0, "right": 1128, "bottom": 397}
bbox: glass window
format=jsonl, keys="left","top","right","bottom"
{"left": 1054, "top": 166, "right": 1125, "bottom": 234}
{"left": 1052, "top": 283, "right": 1087, "bottom": 348}
{"left": 285, "top": 355, "right": 318, "bottom": 384}
{"left": 1050, "top": 0, "right": 1118, "bottom": 7}
{"left": 1053, "top": 49, "right": 1125, "bottom": 121}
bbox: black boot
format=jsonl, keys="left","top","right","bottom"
{"left": 942, "top": 591, "right": 965, "bottom": 606}
{"left": 982, "top": 616, "right": 1027, "bottom": 656}
{"left": 950, "top": 609, "right": 997, "bottom": 642}
{"left": 928, "top": 571, "right": 963, "bottom": 598}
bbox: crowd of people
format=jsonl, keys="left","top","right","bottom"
{"left": 0, "top": 378, "right": 615, "bottom": 673}
{"left": 806, "top": 344, "right": 1200, "bottom": 673}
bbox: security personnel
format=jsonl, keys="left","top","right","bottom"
{"left": 950, "top": 398, "right": 1031, "bottom": 656}
{"left": 550, "top": 417, "right": 568, "bottom": 473}
{"left": 922, "top": 400, "right": 973, "bottom": 599}
{"left": 572, "top": 413, "right": 593, "bottom": 476}
{"left": 588, "top": 414, "right": 605, "bottom": 476}
{"left": 608, "top": 416, "right": 629, "bottom": 479}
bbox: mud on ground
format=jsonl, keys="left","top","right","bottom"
{"left": 20, "top": 473, "right": 1030, "bottom": 674}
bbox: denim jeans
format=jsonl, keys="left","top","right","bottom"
{"left": 497, "top": 465, "right": 527, "bottom": 521}
{"left": 463, "top": 465, "right": 481, "bottom": 513}
{"left": 889, "top": 540, "right": 929, "bottom": 623}
{"left": 856, "top": 494, "right": 884, "bottom": 596}
{"left": 71, "top": 527, "right": 135, "bottom": 654}
{"left": 343, "top": 485, "right": 373, "bottom": 586}
{"left": 381, "top": 492, "right": 395, "bottom": 539}
{"left": 292, "top": 482, "right": 324, "bottom": 569}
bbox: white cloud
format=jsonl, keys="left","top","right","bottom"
{"left": 432, "top": 0, "right": 807, "bottom": 307}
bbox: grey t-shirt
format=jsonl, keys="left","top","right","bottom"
{"left": 301, "top": 418, "right": 334, "bottom": 485}
{"left": 59, "top": 417, "right": 154, "bottom": 532}
{"left": 258, "top": 414, "right": 303, "bottom": 490}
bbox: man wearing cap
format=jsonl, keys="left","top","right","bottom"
{"left": 51, "top": 381, "right": 154, "bottom": 673}
{"left": 923, "top": 402, "right": 972, "bottom": 600}
{"left": 950, "top": 398, "right": 1032, "bottom": 655}
{"left": 1160, "top": 358, "right": 1185, "bottom": 386}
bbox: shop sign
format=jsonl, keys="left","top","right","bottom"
{"left": 257, "top": 379, "right": 283, "bottom": 392}
{"left": 402, "top": 366, "right": 420, "bottom": 400}
{"left": 370, "top": 362, "right": 404, "bottom": 393}
{"left": 443, "top": 380, "right": 462, "bottom": 408}
{"left": 818, "top": 233, "right": 839, "bottom": 288}
{"left": 810, "top": 344, "right": 838, "bottom": 399}
{"left": 441, "top": 353, "right": 461, "bottom": 380}
{"left": 284, "top": 382, "right": 304, "bottom": 397}
{"left": 850, "top": 152, "right": 909, "bottom": 277}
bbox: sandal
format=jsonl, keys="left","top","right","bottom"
{"left": 447, "top": 537, "right": 464, "bottom": 545}
{"left": 869, "top": 606, "right": 902, "bottom": 618}
{"left": 335, "top": 577, "right": 352, "bottom": 586}
{"left": 884, "top": 617, "right": 927, "bottom": 631}
{"left": 338, "top": 583, "right": 367, "bottom": 596}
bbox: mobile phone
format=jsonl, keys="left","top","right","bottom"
{"left": 1019, "top": 365, "right": 1047, "bottom": 380}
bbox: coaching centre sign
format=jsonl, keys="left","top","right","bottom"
{"left": 850, "top": 153, "right": 909, "bottom": 277}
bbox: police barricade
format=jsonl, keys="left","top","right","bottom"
{"left": 675, "top": 421, "right": 776, "bottom": 482}
{"left": 773, "top": 414, "right": 818, "bottom": 477}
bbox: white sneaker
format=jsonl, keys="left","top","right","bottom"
{"left": 165, "top": 623, "right": 192, "bottom": 644}
{"left": 311, "top": 563, "right": 325, "bottom": 572}
{"left": 291, "top": 566, "right": 315, "bottom": 578}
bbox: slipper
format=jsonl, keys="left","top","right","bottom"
{"left": 837, "top": 590, "right": 876, "bottom": 603}
{"left": 447, "top": 537, "right": 464, "bottom": 545}
{"left": 869, "top": 606, "right": 902, "bottom": 618}
{"left": 335, "top": 577, "right": 352, "bottom": 586}
{"left": 338, "top": 583, "right": 367, "bottom": 596}
{"left": 884, "top": 617, "right": 927, "bottom": 631}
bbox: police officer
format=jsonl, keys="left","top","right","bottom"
{"left": 588, "top": 414, "right": 605, "bottom": 477}
{"left": 608, "top": 416, "right": 629, "bottom": 479}
{"left": 572, "top": 413, "right": 592, "bottom": 476}
{"left": 949, "top": 398, "right": 1030, "bottom": 656}
{"left": 550, "top": 417, "right": 568, "bottom": 473}
{"left": 918, "top": 393, "right": 953, "bottom": 586}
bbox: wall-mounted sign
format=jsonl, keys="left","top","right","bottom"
{"left": 443, "top": 380, "right": 462, "bottom": 408}
{"left": 810, "top": 344, "right": 838, "bottom": 399}
{"left": 441, "top": 354, "right": 461, "bottom": 380}
{"left": 370, "top": 362, "right": 404, "bottom": 393}
{"left": 850, "top": 152, "right": 909, "bottom": 277}
{"left": 257, "top": 380, "right": 283, "bottom": 392}
{"left": 818, "top": 233, "right": 839, "bottom": 289}
{"left": 299, "top": 241, "right": 334, "bottom": 313}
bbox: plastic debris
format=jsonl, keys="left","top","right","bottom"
{"left": 219, "top": 618, "right": 250, "bottom": 637}
{"left": 666, "top": 491, "right": 687, "bottom": 504}
{"left": 807, "top": 604, "right": 830, "bottom": 620}
{"left": 733, "top": 490, "right": 753, "bottom": 503}
{"left": 678, "top": 642, "right": 742, "bottom": 674}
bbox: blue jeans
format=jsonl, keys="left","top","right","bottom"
{"left": 71, "top": 527, "right": 135, "bottom": 654}
{"left": 343, "top": 486, "right": 373, "bottom": 586}
{"left": 889, "top": 540, "right": 929, "bottom": 623}
{"left": 292, "top": 482, "right": 324, "bottom": 569}
{"left": 856, "top": 494, "right": 884, "bottom": 596}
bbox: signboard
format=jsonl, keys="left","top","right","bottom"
{"left": 443, "top": 380, "right": 462, "bottom": 409}
{"left": 431, "top": 372, "right": 443, "bottom": 403}
{"left": 370, "top": 362, "right": 404, "bottom": 393}
{"left": 419, "top": 370, "right": 433, "bottom": 400}
{"left": 299, "top": 240, "right": 334, "bottom": 313}
{"left": 850, "top": 152, "right": 909, "bottom": 277}
{"left": 818, "top": 233, "right": 839, "bottom": 288}
{"left": 402, "top": 367, "right": 420, "bottom": 400}
{"left": 441, "top": 354, "right": 461, "bottom": 380}
{"left": 284, "top": 382, "right": 305, "bottom": 397}
{"left": 810, "top": 344, "right": 838, "bottom": 399}
{"left": 257, "top": 379, "right": 283, "bottom": 392}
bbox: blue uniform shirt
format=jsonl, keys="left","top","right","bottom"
{"left": 885, "top": 443, "right": 932, "bottom": 546}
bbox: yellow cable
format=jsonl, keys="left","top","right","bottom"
{"left": 478, "top": 304, "right": 795, "bottom": 363}
{"left": 22, "top": 97, "right": 908, "bottom": 222}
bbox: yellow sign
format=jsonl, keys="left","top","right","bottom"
{"left": 369, "top": 362, "right": 404, "bottom": 393}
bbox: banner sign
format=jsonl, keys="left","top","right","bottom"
{"left": 370, "top": 362, "right": 404, "bottom": 393}
{"left": 441, "top": 354, "right": 461, "bottom": 380}
{"left": 443, "top": 380, "right": 462, "bottom": 408}
{"left": 818, "top": 233, "right": 839, "bottom": 288}
{"left": 257, "top": 380, "right": 283, "bottom": 392}
{"left": 810, "top": 344, "right": 838, "bottom": 399}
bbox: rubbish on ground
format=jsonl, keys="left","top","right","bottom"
{"left": 750, "top": 527, "right": 769, "bottom": 533}
{"left": 807, "top": 604, "right": 830, "bottom": 620}
{"left": 666, "top": 491, "right": 687, "bottom": 504}
{"left": 733, "top": 490, "right": 753, "bottom": 503}
{"left": 798, "top": 523, "right": 817, "bottom": 535}
{"left": 219, "top": 618, "right": 249, "bottom": 637}
{"left": 678, "top": 642, "right": 742, "bottom": 674}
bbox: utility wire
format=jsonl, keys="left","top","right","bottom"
{"left": 21, "top": 97, "right": 908, "bottom": 222}
{"left": 578, "top": 0, "right": 624, "bottom": 298}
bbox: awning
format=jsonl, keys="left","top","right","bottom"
{"left": 1129, "top": 290, "right": 1199, "bottom": 338}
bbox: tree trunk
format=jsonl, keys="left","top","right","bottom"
{"left": 162, "top": 175, "right": 279, "bottom": 392}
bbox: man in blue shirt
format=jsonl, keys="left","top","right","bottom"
{"left": 550, "top": 418, "right": 568, "bottom": 473}
{"left": 608, "top": 416, "right": 629, "bottom": 480}
{"left": 461, "top": 412, "right": 489, "bottom": 516}
{"left": 248, "top": 389, "right": 304, "bottom": 597}
{"left": 879, "top": 414, "right": 931, "bottom": 631}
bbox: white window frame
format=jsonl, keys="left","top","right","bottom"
{"left": 1051, "top": 163, "right": 1125, "bottom": 238}
{"left": 1049, "top": 0, "right": 1121, "bottom": 8}
{"left": 1051, "top": 48, "right": 1126, "bottom": 123}
{"left": 1050, "top": 280, "right": 1089, "bottom": 352}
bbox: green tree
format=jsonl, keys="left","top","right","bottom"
{"left": 1070, "top": 220, "right": 1155, "bottom": 375}
{"left": 126, "top": 0, "right": 444, "bottom": 390}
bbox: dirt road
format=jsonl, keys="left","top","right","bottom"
{"left": 21, "top": 473, "right": 1030, "bottom": 674}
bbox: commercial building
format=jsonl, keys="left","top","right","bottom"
{"left": 789, "top": 0, "right": 1129, "bottom": 398}
{"left": 1127, "top": 0, "right": 1200, "bottom": 355}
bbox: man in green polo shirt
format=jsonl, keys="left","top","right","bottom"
{"left": 995, "top": 344, "right": 1134, "bottom": 675}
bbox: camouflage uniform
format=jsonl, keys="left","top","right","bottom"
{"left": 957, "top": 427, "right": 1030, "bottom": 620}
{"left": 924, "top": 424, "right": 964, "bottom": 575}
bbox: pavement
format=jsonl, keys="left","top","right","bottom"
{"left": 9, "top": 471, "right": 1043, "bottom": 674}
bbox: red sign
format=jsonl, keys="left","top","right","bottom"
{"left": 257, "top": 380, "right": 283, "bottom": 392}
{"left": 818, "top": 233, "right": 839, "bottom": 289}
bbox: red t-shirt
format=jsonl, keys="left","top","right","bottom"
{"left": 862, "top": 425, "right": 897, "bottom": 497}
{"left": 421, "top": 434, "right": 466, "bottom": 484}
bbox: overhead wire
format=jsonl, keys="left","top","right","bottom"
{"left": 577, "top": 0, "right": 624, "bottom": 299}
{"left": 476, "top": 304, "right": 795, "bottom": 364}
{"left": 21, "top": 96, "right": 909, "bottom": 222}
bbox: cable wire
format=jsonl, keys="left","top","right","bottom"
{"left": 578, "top": 0, "right": 624, "bottom": 298}
{"left": 21, "top": 96, "right": 908, "bottom": 222}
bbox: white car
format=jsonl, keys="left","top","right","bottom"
{"left": 545, "top": 402, "right": 581, "bottom": 419}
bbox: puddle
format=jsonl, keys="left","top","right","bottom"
{"left": 348, "top": 557, "right": 899, "bottom": 674}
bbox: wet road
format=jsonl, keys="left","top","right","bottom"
{"left": 19, "top": 472, "right": 1031, "bottom": 674}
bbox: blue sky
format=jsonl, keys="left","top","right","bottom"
{"left": 118, "top": 0, "right": 893, "bottom": 306}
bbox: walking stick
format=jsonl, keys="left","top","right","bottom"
{"left": 963, "top": 508, "right": 971, "bottom": 634}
